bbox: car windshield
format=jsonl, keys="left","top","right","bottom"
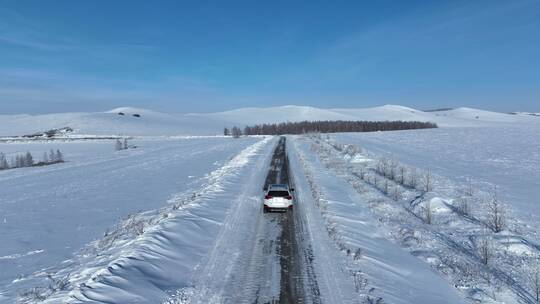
{"left": 268, "top": 190, "right": 289, "bottom": 197}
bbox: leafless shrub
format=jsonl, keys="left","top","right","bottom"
{"left": 47, "top": 273, "right": 71, "bottom": 292}
{"left": 344, "top": 144, "right": 361, "bottom": 156}
{"left": 476, "top": 236, "right": 493, "bottom": 265}
{"left": 337, "top": 241, "right": 348, "bottom": 252}
{"left": 365, "top": 296, "right": 385, "bottom": 304}
{"left": 125, "top": 215, "right": 146, "bottom": 236}
{"left": 354, "top": 248, "right": 362, "bottom": 260}
{"left": 327, "top": 225, "right": 338, "bottom": 239}
{"left": 351, "top": 270, "right": 368, "bottom": 292}
{"left": 97, "top": 228, "right": 118, "bottom": 250}
{"left": 18, "top": 287, "right": 49, "bottom": 302}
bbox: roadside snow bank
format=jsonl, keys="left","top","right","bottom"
{"left": 303, "top": 134, "right": 540, "bottom": 304}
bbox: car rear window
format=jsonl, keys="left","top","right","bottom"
{"left": 268, "top": 191, "right": 289, "bottom": 197}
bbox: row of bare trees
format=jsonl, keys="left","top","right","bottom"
{"left": 311, "top": 135, "right": 540, "bottom": 302}
{"left": 0, "top": 150, "right": 64, "bottom": 170}
{"left": 225, "top": 120, "right": 437, "bottom": 136}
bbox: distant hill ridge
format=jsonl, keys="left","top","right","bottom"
{"left": 0, "top": 105, "right": 536, "bottom": 136}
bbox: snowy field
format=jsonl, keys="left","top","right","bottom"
{"left": 1, "top": 105, "right": 539, "bottom": 303}
{"left": 296, "top": 122, "right": 540, "bottom": 303}
{"left": 0, "top": 136, "right": 263, "bottom": 301}
{"left": 331, "top": 124, "right": 540, "bottom": 222}
{"left": 2, "top": 105, "right": 537, "bottom": 137}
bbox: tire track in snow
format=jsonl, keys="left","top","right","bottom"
{"left": 182, "top": 136, "right": 322, "bottom": 303}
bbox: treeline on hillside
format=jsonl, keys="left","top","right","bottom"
{"left": 224, "top": 120, "right": 437, "bottom": 136}
{"left": 0, "top": 149, "right": 64, "bottom": 170}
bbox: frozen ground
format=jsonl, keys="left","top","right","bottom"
{"left": 0, "top": 136, "right": 262, "bottom": 302}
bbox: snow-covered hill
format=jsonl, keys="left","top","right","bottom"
{"left": 0, "top": 105, "right": 536, "bottom": 137}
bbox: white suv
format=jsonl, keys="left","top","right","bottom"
{"left": 263, "top": 184, "right": 294, "bottom": 212}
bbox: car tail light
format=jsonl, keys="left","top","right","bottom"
{"left": 286, "top": 196, "right": 292, "bottom": 200}
{"left": 265, "top": 195, "right": 272, "bottom": 199}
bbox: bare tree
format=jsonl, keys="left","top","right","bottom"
{"left": 49, "top": 149, "right": 56, "bottom": 162}
{"left": 457, "top": 197, "right": 471, "bottom": 216}
{"left": 25, "top": 151, "right": 34, "bottom": 167}
{"left": 231, "top": 126, "right": 242, "bottom": 138}
{"left": 115, "top": 139, "right": 123, "bottom": 151}
{"left": 423, "top": 201, "right": 433, "bottom": 224}
{"left": 356, "top": 165, "right": 366, "bottom": 180}
{"left": 423, "top": 169, "right": 433, "bottom": 192}
{"left": 223, "top": 127, "right": 230, "bottom": 136}
{"left": 408, "top": 168, "right": 418, "bottom": 188}
{"left": 123, "top": 138, "right": 128, "bottom": 150}
{"left": 488, "top": 190, "right": 505, "bottom": 233}
{"left": 55, "top": 150, "right": 64, "bottom": 162}
{"left": 383, "top": 180, "right": 390, "bottom": 195}
{"left": 373, "top": 175, "right": 379, "bottom": 189}
{"left": 0, "top": 152, "right": 8, "bottom": 170}
{"left": 388, "top": 160, "right": 397, "bottom": 180}
{"left": 377, "top": 159, "right": 389, "bottom": 177}
{"left": 528, "top": 266, "right": 540, "bottom": 302}
{"left": 391, "top": 186, "right": 402, "bottom": 201}
{"left": 476, "top": 236, "right": 493, "bottom": 265}
{"left": 15, "top": 154, "right": 24, "bottom": 167}
{"left": 464, "top": 177, "right": 474, "bottom": 197}
{"left": 398, "top": 166, "right": 406, "bottom": 185}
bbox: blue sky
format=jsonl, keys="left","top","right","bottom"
{"left": 0, "top": 0, "right": 539, "bottom": 114}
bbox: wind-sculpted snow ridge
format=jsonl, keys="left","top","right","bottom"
{"left": 17, "top": 137, "right": 273, "bottom": 304}
{"left": 302, "top": 134, "right": 540, "bottom": 304}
